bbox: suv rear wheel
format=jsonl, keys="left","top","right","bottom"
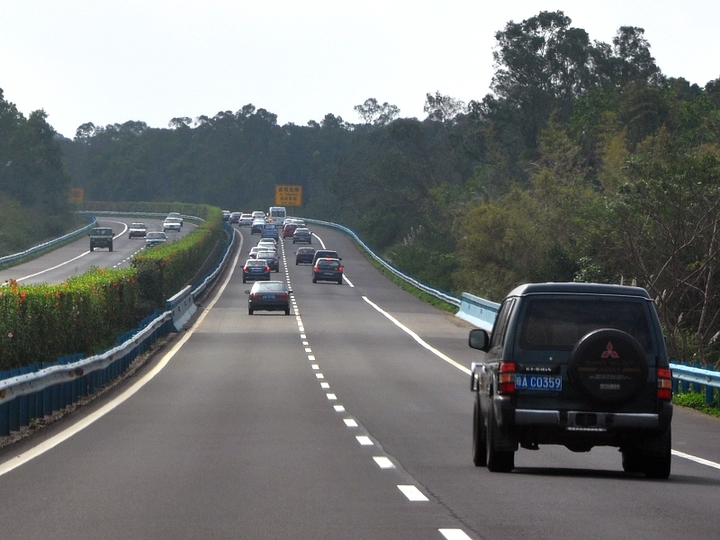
{"left": 643, "top": 428, "right": 672, "bottom": 479}
{"left": 472, "top": 398, "right": 487, "bottom": 467}
{"left": 486, "top": 413, "right": 514, "bottom": 473}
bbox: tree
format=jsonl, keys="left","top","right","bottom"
{"left": 606, "top": 131, "right": 720, "bottom": 364}
{"left": 354, "top": 98, "right": 400, "bottom": 126}
{"left": 424, "top": 92, "right": 465, "bottom": 123}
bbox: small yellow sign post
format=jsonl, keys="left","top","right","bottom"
{"left": 69, "top": 187, "right": 84, "bottom": 203}
{"left": 275, "top": 185, "right": 302, "bottom": 207}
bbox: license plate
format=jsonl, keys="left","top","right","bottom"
{"left": 263, "top": 294, "right": 276, "bottom": 300}
{"left": 515, "top": 374, "right": 562, "bottom": 391}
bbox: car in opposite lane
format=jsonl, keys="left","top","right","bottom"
{"left": 145, "top": 231, "right": 168, "bottom": 247}
{"left": 89, "top": 227, "right": 114, "bottom": 252}
{"left": 247, "top": 281, "right": 291, "bottom": 315}
{"left": 163, "top": 217, "right": 182, "bottom": 232}
{"left": 128, "top": 222, "right": 147, "bottom": 238}
{"left": 167, "top": 212, "right": 183, "bottom": 226}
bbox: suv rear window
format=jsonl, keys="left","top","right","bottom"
{"left": 518, "top": 298, "right": 653, "bottom": 352}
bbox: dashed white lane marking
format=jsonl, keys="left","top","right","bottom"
{"left": 315, "top": 373, "right": 325, "bottom": 379}
{"left": 311, "top": 364, "right": 320, "bottom": 370}
{"left": 356, "top": 436, "right": 373, "bottom": 446}
{"left": 439, "top": 530, "right": 473, "bottom": 540}
{"left": 320, "top": 382, "right": 330, "bottom": 389}
{"left": 397, "top": 485, "right": 429, "bottom": 502}
{"left": 326, "top": 393, "right": 337, "bottom": 401}
{"left": 373, "top": 456, "right": 395, "bottom": 469}
{"left": 334, "top": 405, "right": 345, "bottom": 412}
{"left": 343, "top": 419, "right": 358, "bottom": 427}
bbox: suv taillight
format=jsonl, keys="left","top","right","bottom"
{"left": 656, "top": 367, "right": 673, "bottom": 401}
{"left": 498, "top": 361, "right": 516, "bottom": 394}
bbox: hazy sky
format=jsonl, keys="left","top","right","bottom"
{"left": 1, "top": 1, "right": 718, "bottom": 138}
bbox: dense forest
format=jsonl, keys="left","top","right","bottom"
{"left": 6, "top": 11, "right": 720, "bottom": 365}
{"left": 0, "top": 90, "right": 76, "bottom": 254}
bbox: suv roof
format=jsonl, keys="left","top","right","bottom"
{"left": 507, "top": 282, "right": 652, "bottom": 299}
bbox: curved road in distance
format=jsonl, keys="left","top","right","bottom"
{"left": 0, "top": 217, "right": 196, "bottom": 285}
{"left": 0, "top": 223, "right": 717, "bottom": 539}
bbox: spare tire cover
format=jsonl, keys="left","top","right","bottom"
{"left": 568, "top": 329, "right": 649, "bottom": 405}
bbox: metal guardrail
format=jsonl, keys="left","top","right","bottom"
{"left": 671, "top": 363, "right": 720, "bottom": 409}
{"left": 0, "top": 219, "right": 236, "bottom": 437}
{"left": 303, "top": 218, "right": 461, "bottom": 307}
{"left": 0, "top": 216, "right": 97, "bottom": 268}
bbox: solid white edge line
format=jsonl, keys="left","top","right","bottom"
{"left": 672, "top": 450, "right": 720, "bottom": 470}
{"left": 0, "top": 228, "right": 244, "bottom": 477}
{"left": 362, "top": 296, "right": 471, "bottom": 375}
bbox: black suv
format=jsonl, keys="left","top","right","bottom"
{"left": 89, "top": 227, "right": 114, "bottom": 251}
{"left": 468, "top": 282, "right": 673, "bottom": 478}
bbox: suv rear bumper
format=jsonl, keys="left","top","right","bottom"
{"left": 515, "top": 409, "right": 664, "bottom": 430}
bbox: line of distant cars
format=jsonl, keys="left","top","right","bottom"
{"left": 126, "top": 212, "right": 184, "bottom": 248}
{"left": 242, "top": 212, "right": 345, "bottom": 316}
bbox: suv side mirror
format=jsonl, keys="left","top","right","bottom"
{"left": 468, "top": 328, "right": 490, "bottom": 352}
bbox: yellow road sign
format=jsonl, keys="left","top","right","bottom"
{"left": 275, "top": 185, "right": 302, "bottom": 206}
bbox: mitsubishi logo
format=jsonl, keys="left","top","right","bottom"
{"left": 601, "top": 342, "right": 619, "bottom": 359}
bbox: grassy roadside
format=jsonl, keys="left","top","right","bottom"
{"left": 673, "top": 392, "right": 720, "bottom": 418}
{"left": 351, "top": 238, "right": 458, "bottom": 314}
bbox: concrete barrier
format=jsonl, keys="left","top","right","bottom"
{"left": 167, "top": 285, "right": 196, "bottom": 331}
{"left": 456, "top": 292, "right": 499, "bottom": 332}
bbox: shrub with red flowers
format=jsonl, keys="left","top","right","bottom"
{"left": 0, "top": 268, "right": 138, "bottom": 369}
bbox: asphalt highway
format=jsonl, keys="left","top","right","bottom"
{"left": 0, "top": 223, "right": 718, "bottom": 539}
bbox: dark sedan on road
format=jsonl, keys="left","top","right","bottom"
{"left": 295, "top": 246, "right": 315, "bottom": 265}
{"left": 247, "top": 281, "right": 291, "bottom": 315}
{"left": 312, "top": 258, "right": 343, "bottom": 284}
{"left": 292, "top": 228, "right": 312, "bottom": 244}
{"left": 243, "top": 259, "right": 271, "bottom": 283}
{"left": 256, "top": 250, "right": 279, "bottom": 272}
